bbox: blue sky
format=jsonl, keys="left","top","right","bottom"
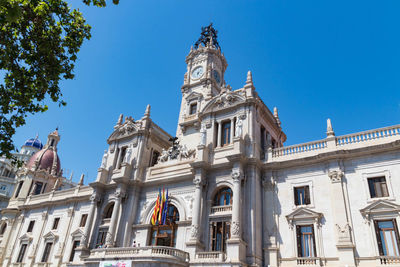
{"left": 12, "top": 0, "right": 400, "bottom": 184}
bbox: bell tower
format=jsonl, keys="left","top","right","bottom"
{"left": 177, "top": 24, "right": 228, "bottom": 137}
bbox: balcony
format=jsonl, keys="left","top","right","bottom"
{"left": 86, "top": 246, "right": 189, "bottom": 266}
{"left": 193, "top": 251, "right": 226, "bottom": 263}
{"left": 210, "top": 205, "right": 232, "bottom": 215}
{"left": 296, "top": 257, "right": 321, "bottom": 266}
{"left": 379, "top": 256, "right": 400, "bottom": 265}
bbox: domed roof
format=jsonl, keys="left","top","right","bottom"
{"left": 23, "top": 136, "right": 43, "bottom": 150}
{"left": 26, "top": 148, "right": 61, "bottom": 176}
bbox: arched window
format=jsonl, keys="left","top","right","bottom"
{"left": 103, "top": 203, "right": 114, "bottom": 219}
{"left": 214, "top": 187, "right": 233, "bottom": 206}
{"left": 149, "top": 204, "right": 179, "bottom": 247}
{"left": 0, "top": 223, "right": 6, "bottom": 235}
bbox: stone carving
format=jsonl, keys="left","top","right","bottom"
{"left": 328, "top": 170, "right": 343, "bottom": 183}
{"left": 199, "top": 124, "right": 207, "bottom": 145}
{"left": 231, "top": 221, "right": 240, "bottom": 237}
{"left": 215, "top": 91, "right": 237, "bottom": 108}
{"left": 336, "top": 223, "right": 352, "bottom": 244}
{"left": 190, "top": 224, "right": 199, "bottom": 239}
{"left": 232, "top": 170, "right": 242, "bottom": 182}
{"left": 327, "top": 118, "right": 335, "bottom": 137}
{"left": 80, "top": 234, "right": 88, "bottom": 247}
{"left": 158, "top": 143, "right": 196, "bottom": 163}
{"left": 235, "top": 117, "right": 243, "bottom": 138}
{"left": 105, "top": 231, "right": 113, "bottom": 246}
{"left": 124, "top": 146, "right": 132, "bottom": 164}
{"left": 139, "top": 201, "right": 149, "bottom": 223}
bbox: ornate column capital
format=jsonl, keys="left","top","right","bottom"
{"left": 90, "top": 193, "right": 101, "bottom": 203}
{"left": 231, "top": 170, "right": 243, "bottom": 183}
{"left": 328, "top": 170, "right": 344, "bottom": 183}
{"left": 193, "top": 176, "right": 204, "bottom": 188}
{"left": 262, "top": 172, "right": 276, "bottom": 190}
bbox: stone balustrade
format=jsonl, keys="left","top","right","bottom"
{"left": 210, "top": 205, "right": 232, "bottom": 214}
{"left": 88, "top": 246, "right": 189, "bottom": 264}
{"left": 194, "top": 251, "right": 226, "bottom": 262}
{"left": 379, "top": 256, "right": 400, "bottom": 265}
{"left": 271, "top": 124, "right": 400, "bottom": 161}
{"left": 296, "top": 257, "right": 321, "bottom": 265}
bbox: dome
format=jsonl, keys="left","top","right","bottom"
{"left": 23, "top": 136, "right": 43, "bottom": 150}
{"left": 26, "top": 148, "right": 61, "bottom": 176}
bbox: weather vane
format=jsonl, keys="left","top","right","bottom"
{"left": 194, "top": 23, "right": 221, "bottom": 50}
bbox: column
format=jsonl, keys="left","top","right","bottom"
{"left": 189, "top": 170, "right": 204, "bottom": 242}
{"left": 231, "top": 170, "right": 242, "bottom": 239}
{"left": 80, "top": 193, "right": 99, "bottom": 248}
{"left": 230, "top": 118, "right": 235, "bottom": 143}
{"left": 105, "top": 189, "right": 124, "bottom": 247}
{"left": 328, "top": 169, "right": 356, "bottom": 266}
{"left": 217, "top": 121, "right": 222, "bottom": 147}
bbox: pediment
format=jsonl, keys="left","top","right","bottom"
{"left": 71, "top": 228, "right": 84, "bottom": 237}
{"left": 185, "top": 91, "right": 203, "bottom": 101}
{"left": 202, "top": 91, "right": 246, "bottom": 113}
{"left": 286, "top": 207, "right": 323, "bottom": 222}
{"left": 43, "top": 231, "right": 58, "bottom": 241}
{"left": 108, "top": 119, "right": 140, "bottom": 142}
{"left": 19, "top": 233, "right": 33, "bottom": 242}
{"left": 360, "top": 200, "right": 400, "bottom": 216}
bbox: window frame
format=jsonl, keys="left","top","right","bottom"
{"left": 80, "top": 214, "right": 88, "bottom": 227}
{"left": 27, "top": 220, "right": 35, "bottom": 233}
{"left": 296, "top": 224, "right": 317, "bottom": 257}
{"left": 294, "top": 186, "right": 311, "bottom": 206}
{"left": 210, "top": 221, "right": 231, "bottom": 252}
{"left": 374, "top": 219, "right": 400, "bottom": 256}
{"left": 221, "top": 121, "right": 231, "bottom": 146}
{"left": 189, "top": 102, "right": 198, "bottom": 115}
{"left": 52, "top": 218, "right": 60, "bottom": 230}
{"left": 362, "top": 171, "right": 395, "bottom": 203}
{"left": 69, "top": 240, "right": 80, "bottom": 262}
{"left": 16, "top": 243, "right": 27, "bottom": 263}
{"left": 41, "top": 242, "right": 53, "bottom": 262}
{"left": 291, "top": 181, "right": 314, "bottom": 209}
{"left": 96, "top": 227, "right": 108, "bottom": 248}
{"left": 213, "top": 187, "right": 233, "bottom": 207}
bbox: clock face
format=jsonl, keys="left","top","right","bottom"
{"left": 213, "top": 70, "right": 221, "bottom": 84}
{"left": 191, "top": 66, "right": 204, "bottom": 79}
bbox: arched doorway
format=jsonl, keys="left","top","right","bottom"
{"left": 149, "top": 205, "right": 179, "bottom": 247}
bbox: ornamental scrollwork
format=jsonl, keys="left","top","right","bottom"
{"left": 231, "top": 221, "right": 240, "bottom": 237}
{"left": 328, "top": 170, "right": 343, "bottom": 183}
{"left": 190, "top": 225, "right": 199, "bottom": 239}
{"left": 231, "top": 170, "right": 243, "bottom": 183}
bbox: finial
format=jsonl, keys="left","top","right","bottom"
{"left": 246, "top": 71, "right": 253, "bottom": 84}
{"left": 273, "top": 107, "right": 281, "bottom": 127}
{"left": 69, "top": 170, "right": 73, "bottom": 181}
{"left": 78, "top": 174, "right": 84, "bottom": 186}
{"left": 326, "top": 118, "right": 335, "bottom": 137}
{"left": 144, "top": 104, "right": 151, "bottom": 117}
{"left": 117, "top": 114, "right": 123, "bottom": 125}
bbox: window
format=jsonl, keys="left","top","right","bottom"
{"left": 96, "top": 228, "right": 108, "bottom": 248}
{"left": 104, "top": 203, "right": 114, "bottom": 219}
{"left": 260, "top": 126, "right": 266, "bottom": 159}
{"left": 118, "top": 147, "right": 127, "bottom": 169}
{"left": 150, "top": 150, "right": 160, "bottom": 167}
{"left": 41, "top": 242, "right": 53, "bottom": 262}
{"left": 27, "top": 221, "right": 35, "bottom": 233}
{"left": 374, "top": 220, "right": 400, "bottom": 256}
{"left": 15, "top": 181, "right": 23, "bottom": 198}
{"left": 296, "top": 225, "right": 316, "bottom": 257}
{"left": 69, "top": 240, "right": 80, "bottom": 262}
{"left": 0, "top": 223, "right": 6, "bottom": 235}
{"left": 368, "top": 177, "right": 389, "bottom": 198}
{"left": 33, "top": 182, "right": 43, "bottom": 195}
{"left": 189, "top": 103, "right": 197, "bottom": 115}
{"left": 294, "top": 186, "right": 310, "bottom": 206}
{"left": 210, "top": 221, "right": 230, "bottom": 252}
{"left": 214, "top": 122, "right": 219, "bottom": 148}
{"left": 80, "top": 214, "right": 88, "bottom": 227}
{"left": 0, "top": 185, "right": 6, "bottom": 190}
{"left": 16, "top": 244, "right": 27, "bottom": 263}
{"left": 213, "top": 187, "right": 233, "bottom": 206}
{"left": 221, "top": 121, "right": 231, "bottom": 146}
{"left": 52, "top": 218, "right": 60, "bottom": 230}
{"left": 149, "top": 205, "right": 179, "bottom": 247}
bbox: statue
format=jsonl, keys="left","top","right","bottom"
{"left": 124, "top": 146, "right": 132, "bottom": 163}
{"left": 101, "top": 150, "right": 108, "bottom": 168}
{"left": 159, "top": 149, "right": 169, "bottom": 163}
{"left": 199, "top": 124, "right": 207, "bottom": 145}
{"left": 194, "top": 23, "right": 221, "bottom": 50}
{"left": 235, "top": 118, "right": 243, "bottom": 138}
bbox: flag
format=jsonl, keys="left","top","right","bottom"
{"left": 151, "top": 189, "right": 161, "bottom": 225}
{"left": 162, "top": 188, "right": 169, "bottom": 225}
{"left": 158, "top": 187, "right": 165, "bottom": 224}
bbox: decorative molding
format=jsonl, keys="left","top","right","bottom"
{"left": 190, "top": 224, "right": 199, "bottom": 239}
{"left": 328, "top": 170, "right": 343, "bottom": 183}
{"left": 286, "top": 207, "right": 323, "bottom": 229}
{"left": 360, "top": 200, "right": 400, "bottom": 223}
{"left": 231, "top": 221, "right": 240, "bottom": 237}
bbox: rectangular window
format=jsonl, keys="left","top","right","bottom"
{"left": 294, "top": 186, "right": 310, "bottom": 205}
{"left": 16, "top": 244, "right": 27, "bottom": 263}
{"left": 374, "top": 220, "right": 400, "bottom": 256}
{"left": 214, "top": 123, "right": 219, "bottom": 148}
{"left": 52, "top": 218, "right": 60, "bottom": 230}
{"left": 15, "top": 181, "right": 23, "bottom": 198}
{"left": 41, "top": 242, "right": 53, "bottom": 262}
{"left": 27, "top": 221, "right": 35, "bottom": 233}
{"left": 210, "top": 221, "right": 231, "bottom": 252}
{"left": 118, "top": 147, "right": 127, "bottom": 169}
{"left": 80, "top": 214, "right": 88, "bottom": 227}
{"left": 260, "top": 126, "right": 266, "bottom": 159}
{"left": 296, "top": 225, "right": 316, "bottom": 257}
{"left": 150, "top": 150, "right": 160, "bottom": 167}
{"left": 221, "top": 121, "right": 231, "bottom": 146}
{"left": 189, "top": 103, "right": 197, "bottom": 115}
{"left": 368, "top": 177, "right": 389, "bottom": 198}
{"left": 96, "top": 228, "right": 108, "bottom": 248}
{"left": 34, "top": 182, "right": 43, "bottom": 195}
{"left": 69, "top": 240, "right": 80, "bottom": 262}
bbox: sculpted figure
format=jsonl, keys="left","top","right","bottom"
{"left": 199, "top": 124, "right": 207, "bottom": 145}
{"left": 101, "top": 150, "right": 108, "bottom": 168}
{"left": 124, "top": 146, "right": 132, "bottom": 163}
{"left": 235, "top": 118, "right": 243, "bottom": 138}
{"left": 159, "top": 148, "right": 169, "bottom": 162}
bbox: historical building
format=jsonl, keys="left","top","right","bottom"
{"left": 1, "top": 25, "right": 400, "bottom": 267}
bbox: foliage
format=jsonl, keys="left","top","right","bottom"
{"left": 0, "top": 0, "right": 117, "bottom": 162}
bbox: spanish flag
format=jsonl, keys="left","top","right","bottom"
{"left": 151, "top": 189, "right": 161, "bottom": 225}
{"left": 158, "top": 187, "right": 165, "bottom": 224}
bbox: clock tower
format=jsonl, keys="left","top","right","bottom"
{"left": 177, "top": 24, "right": 228, "bottom": 137}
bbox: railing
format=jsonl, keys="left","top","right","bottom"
{"left": 272, "top": 140, "right": 327, "bottom": 157}
{"left": 210, "top": 205, "right": 232, "bottom": 214}
{"left": 89, "top": 246, "right": 189, "bottom": 263}
{"left": 0, "top": 189, "right": 8, "bottom": 197}
{"left": 272, "top": 125, "right": 400, "bottom": 159}
{"left": 379, "top": 256, "right": 400, "bottom": 265}
{"left": 195, "top": 251, "right": 225, "bottom": 262}
{"left": 336, "top": 125, "right": 400, "bottom": 146}
{"left": 297, "top": 257, "right": 321, "bottom": 265}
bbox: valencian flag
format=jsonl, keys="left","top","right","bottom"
{"left": 151, "top": 188, "right": 161, "bottom": 225}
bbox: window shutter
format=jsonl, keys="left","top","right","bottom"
{"left": 305, "top": 186, "right": 311, "bottom": 205}
{"left": 374, "top": 220, "right": 384, "bottom": 256}
{"left": 296, "top": 225, "right": 302, "bottom": 257}
{"left": 294, "top": 188, "right": 299, "bottom": 206}
{"left": 311, "top": 225, "right": 317, "bottom": 257}
{"left": 392, "top": 219, "right": 400, "bottom": 254}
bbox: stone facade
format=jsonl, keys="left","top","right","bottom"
{"left": 1, "top": 26, "right": 400, "bottom": 267}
